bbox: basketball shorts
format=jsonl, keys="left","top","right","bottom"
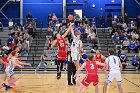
{"left": 82, "top": 74, "right": 99, "bottom": 87}
{"left": 5, "top": 68, "right": 14, "bottom": 77}
{"left": 106, "top": 71, "right": 122, "bottom": 84}
{"left": 57, "top": 52, "right": 67, "bottom": 61}
{"left": 71, "top": 52, "right": 80, "bottom": 61}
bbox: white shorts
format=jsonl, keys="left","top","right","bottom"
{"left": 106, "top": 71, "right": 122, "bottom": 84}
{"left": 5, "top": 68, "right": 14, "bottom": 77}
{"left": 71, "top": 52, "right": 80, "bottom": 61}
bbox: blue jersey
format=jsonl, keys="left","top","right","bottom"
{"left": 119, "top": 54, "right": 127, "bottom": 60}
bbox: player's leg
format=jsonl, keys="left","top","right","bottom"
{"left": 76, "top": 83, "right": 85, "bottom": 93}
{"left": 57, "top": 60, "right": 61, "bottom": 79}
{"left": 3, "top": 74, "right": 7, "bottom": 81}
{"left": 117, "top": 83, "right": 123, "bottom": 93}
{"left": 95, "top": 85, "right": 98, "bottom": 93}
{"left": 103, "top": 72, "right": 113, "bottom": 93}
{"left": 103, "top": 81, "right": 108, "bottom": 93}
{"left": 116, "top": 71, "right": 123, "bottom": 93}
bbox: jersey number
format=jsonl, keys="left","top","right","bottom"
{"left": 113, "top": 57, "right": 116, "bottom": 64}
{"left": 60, "top": 43, "right": 64, "bottom": 47}
{"left": 90, "top": 64, "right": 94, "bottom": 69}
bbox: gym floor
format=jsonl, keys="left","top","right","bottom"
{"left": 0, "top": 71, "right": 140, "bottom": 93}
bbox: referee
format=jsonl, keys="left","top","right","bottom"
{"left": 67, "top": 51, "right": 76, "bottom": 85}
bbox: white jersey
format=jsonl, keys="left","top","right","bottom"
{"left": 106, "top": 55, "right": 120, "bottom": 71}
{"left": 71, "top": 38, "right": 81, "bottom": 53}
{"left": 5, "top": 57, "right": 15, "bottom": 77}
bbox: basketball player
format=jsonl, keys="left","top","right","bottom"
{"left": 1, "top": 51, "right": 31, "bottom": 90}
{"left": 74, "top": 54, "right": 106, "bottom": 93}
{"left": 103, "top": 49, "right": 123, "bottom": 93}
{"left": 70, "top": 27, "right": 83, "bottom": 70}
{"left": 50, "top": 23, "right": 74, "bottom": 79}
{"left": 94, "top": 50, "right": 106, "bottom": 70}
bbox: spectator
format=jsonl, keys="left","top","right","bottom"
{"left": 131, "top": 31, "right": 139, "bottom": 40}
{"left": 119, "top": 51, "right": 127, "bottom": 69}
{"left": 131, "top": 55, "right": 139, "bottom": 70}
{"left": 2, "top": 42, "right": 10, "bottom": 54}
{"left": 0, "top": 21, "right": 3, "bottom": 32}
{"left": 128, "top": 40, "right": 137, "bottom": 53}
{"left": 17, "top": 40, "right": 22, "bottom": 54}
{"left": 124, "top": 13, "right": 129, "bottom": 24}
{"left": 21, "top": 39, "right": 29, "bottom": 56}
{"left": 10, "top": 41, "right": 16, "bottom": 50}
{"left": 24, "top": 31, "right": 30, "bottom": 39}
{"left": 121, "top": 32, "right": 129, "bottom": 41}
{"left": 26, "top": 12, "right": 33, "bottom": 24}
{"left": 52, "top": 13, "right": 58, "bottom": 24}
{"left": 112, "top": 32, "right": 119, "bottom": 41}
{"left": 7, "top": 36, "right": 14, "bottom": 45}
{"left": 48, "top": 14, "right": 52, "bottom": 22}
{"left": 91, "top": 17, "right": 96, "bottom": 27}
{"left": 88, "top": 29, "right": 96, "bottom": 43}
{"left": 107, "top": 12, "right": 112, "bottom": 27}
{"left": 122, "top": 38, "right": 130, "bottom": 49}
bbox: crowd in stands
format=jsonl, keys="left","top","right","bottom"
{"left": 0, "top": 12, "right": 37, "bottom": 71}
{"left": 110, "top": 13, "right": 140, "bottom": 70}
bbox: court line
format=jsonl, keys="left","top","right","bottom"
{"left": 124, "top": 78, "right": 140, "bottom": 88}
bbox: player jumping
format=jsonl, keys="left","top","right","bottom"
{"left": 50, "top": 23, "right": 74, "bottom": 80}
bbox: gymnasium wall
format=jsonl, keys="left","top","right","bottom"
{"left": 0, "top": 0, "right": 140, "bottom": 27}
{"left": 0, "top": 0, "right": 20, "bottom": 26}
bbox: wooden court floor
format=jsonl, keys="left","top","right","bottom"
{"left": 0, "top": 72, "right": 140, "bottom": 93}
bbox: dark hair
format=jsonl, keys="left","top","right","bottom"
{"left": 88, "top": 54, "right": 94, "bottom": 61}
{"left": 108, "top": 49, "right": 115, "bottom": 55}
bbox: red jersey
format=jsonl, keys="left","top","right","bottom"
{"left": 86, "top": 60, "right": 98, "bottom": 75}
{"left": 82, "top": 60, "right": 98, "bottom": 87}
{"left": 2, "top": 56, "right": 8, "bottom": 68}
{"left": 95, "top": 54, "right": 104, "bottom": 69}
{"left": 57, "top": 37, "right": 66, "bottom": 51}
{"left": 56, "top": 36, "right": 67, "bottom": 60}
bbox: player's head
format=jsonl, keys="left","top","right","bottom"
{"left": 55, "top": 33, "right": 61, "bottom": 39}
{"left": 108, "top": 49, "right": 115, "bottom": 55}
{"left": 11, "top": 50, "right": 18, "bottom": 57}
{"left": 96, "top": 50, "right": 101, "bottom": 55}
{"left": 88, "top": 54, "right": 94, "bottom": 61}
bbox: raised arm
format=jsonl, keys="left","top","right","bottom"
{"left": 79, "top": 40, "right": 83, "bottom": 51}
{"left": 71, "top": 26, "right": 76, "bottom": 39}
{"left": 50, "top": 39, "right": 57, "bottom": 50}
{"left": 62, "top": 23, "right": 74, "bottom": 38}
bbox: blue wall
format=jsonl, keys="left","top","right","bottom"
{"left": 23, "top": 0, "right": 63, "bottom": 27}
{"left": 0, "top": 0, "right": 20, "bottom": 26}
{"left": 125, "top": 0, "right": 140, "bottom": 18}
{"left": 0, "top": 0, "right": 140, "bottom": 27}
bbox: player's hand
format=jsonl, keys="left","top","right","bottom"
{"left": 73, "top": 74, "right": 77, "bottom": 79}
{"left": 18, "top": 65, "right": 23, "bottom": 68}
{"left": 27, "top": 63, "right": 31, "bottom": 66}
{"left": 49, "top": 47, "right": 52, "bottom": 50}
{"left": 70, "top": 23, "right": 74, "bottom": 26}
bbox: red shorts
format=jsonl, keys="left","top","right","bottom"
{"left": 57, "top": 51, "right": 67, "bottom": 61}
{"left": 81, "top": 74, "right": 98, "bottom": 87}
{"left": 98, "top": 66, "right": 104, "bottom": 69}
